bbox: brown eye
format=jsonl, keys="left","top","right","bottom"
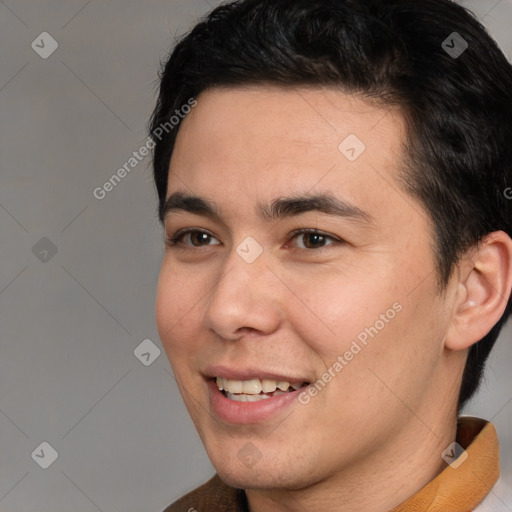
{"left": 167, "top": 229, "right": 220, "bottom": 248}
{"left": 291, "top": 229, "right": 339, "bottom": 249}
{"left": 188, "top": 231, "right": 214, "bottom": 246}
{"left": 300, "top": 233, "right": 328, "bottom": 248}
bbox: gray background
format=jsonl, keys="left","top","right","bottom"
{"left": 0, "top": 1, "right": 511, "bottom": 511}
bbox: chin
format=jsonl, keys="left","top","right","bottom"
{"left": 217, "top": 467, "right": 292, "bottom": 490}
{"left": 211, "top": 455, "right": 315, "bottom": 491}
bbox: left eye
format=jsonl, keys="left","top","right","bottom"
{"left": 289, "top": 230, "right": 338, "bottom": 249}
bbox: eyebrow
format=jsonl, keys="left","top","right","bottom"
{"left": 162, "top": 191, "right": 374, "bottom": 224}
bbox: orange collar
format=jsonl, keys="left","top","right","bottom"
{"left": 391, "top": 417, "right": 500, "bottom": 512}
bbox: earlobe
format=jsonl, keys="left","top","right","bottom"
{"left": 445, "top": 231, "right": 512, "bottom": 351}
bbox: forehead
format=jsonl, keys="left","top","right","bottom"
{"left": 167, "top": 86, "right": 410, "bottom": 222}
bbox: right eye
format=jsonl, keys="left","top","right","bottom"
{"left": 166, "top": 229, "right": 222, "bottom": 249}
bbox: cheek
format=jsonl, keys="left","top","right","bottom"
{"left": 289, "top": 258, "right": 441, "bottom": 393}
{"left": 335, "top": 285, "right": 444, "bottom": 413}
{"left": 287, "top": 267, "right": 398, "bottom": 361}
{"left": 155, "top": 262, "right": 205, "bottom": 359}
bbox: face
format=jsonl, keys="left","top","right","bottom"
{"left": 156, "top": 86, "right": 455, "bottom": 490}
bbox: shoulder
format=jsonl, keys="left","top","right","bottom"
{"left": 162, "top": 474, "right": 248, "bottom": 512}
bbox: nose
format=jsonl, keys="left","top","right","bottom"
{"left": 202, "top": 243, "right": 283, "bottom": 341}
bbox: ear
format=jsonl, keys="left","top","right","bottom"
{"left": 445, "top": 231, "right": 512, "bottom": 351}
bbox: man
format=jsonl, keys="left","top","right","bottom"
{"left": 149, "top": 0, "right": 512, "bottom": 510}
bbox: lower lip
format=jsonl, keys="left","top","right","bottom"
{"left": 207, "top": 379, "right": 306, "bottom": 424}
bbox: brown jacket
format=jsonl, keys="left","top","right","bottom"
{"left": 163, "top": 417, "right": 500, "bottom": 512}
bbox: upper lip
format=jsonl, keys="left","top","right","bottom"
{"left": 204, "top": 364, "right": 311, "bottom": 383}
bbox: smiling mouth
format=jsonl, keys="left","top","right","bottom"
{"left": 215, "top": 377, "right": 310, "bottom": 402}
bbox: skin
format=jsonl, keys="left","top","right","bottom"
{"left": 155, "top": 86, "right": 512, "bottom": 512}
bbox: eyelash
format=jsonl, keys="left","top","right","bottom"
{"left": 166, "top": 228, "right": 342, "bottom": 251}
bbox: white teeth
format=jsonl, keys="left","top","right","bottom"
{"left": 277, "top": 381, "right": 290, "bottom": 391}
{"left": 261, "top": 378, "right": 277, "bottom": 393}
{"left": 242, "top": 379, "right": 262, "bottom": 394}
{"left": 226, "top": 392, "right": 271, "bottom": 402}
{"left": 216, "top": 377, "right": 305, "bottom": 394}
{"left": 228, "top": 379, "right": 243, "bottom": 394}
